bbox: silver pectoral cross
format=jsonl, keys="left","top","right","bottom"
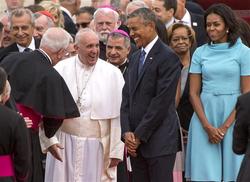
{"left": 76, "top": 97, "right": 82, "bottom": 108}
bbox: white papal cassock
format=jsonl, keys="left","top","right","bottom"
{"left": 39, "top": 56, "right": 125, "bottom": 182}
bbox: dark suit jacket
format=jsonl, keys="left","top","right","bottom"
{"left": 62, "top": 10, "right": 77, "bottom": 35}
{"left": 0, "top": 39, "right": 40, "bottom": 62}
{"left": 190, "top": 12, "right": 207, "bottom": 47}
{"left": 0, "top": 104, "right": 30, "bottom": 182}
{"left": 233, "top": 92, "right": 250, "bottom": 182}
{"left": 186, "top": 1, "right": 204, "bottom": 15}
{"left": 121, "top": 38, "right": 181, "bottom": 158}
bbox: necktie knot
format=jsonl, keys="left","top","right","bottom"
{"left": 24, "top": 48, "right": 32, "bottom": 52}
{"left": 138, "top": 49, "right": 146, "bottom": 75}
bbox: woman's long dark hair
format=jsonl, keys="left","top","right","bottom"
{"left": 204, "top": 3, "right": 240, "bottom": 47}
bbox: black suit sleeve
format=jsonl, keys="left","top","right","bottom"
{"left": 233, "top": 95, "right": 249, "bottom": 154}
{"left": 14, "top": 115, "right": 31, "bottom": 182}
{"left": 135, "top": 52, "right": 181, "bottom": 142}
{"left": 120, "top": 67, "right": 131, "bottom": 136}
{"left": 43, "top": 117, "right": 63, "bottom": 138}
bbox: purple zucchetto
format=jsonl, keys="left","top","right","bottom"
{"left": 110, "top": 29, "right": 130, "bottom": 38}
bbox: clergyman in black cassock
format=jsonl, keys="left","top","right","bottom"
{"left": 0, "top": 44, "right": 79, "bottom": 182}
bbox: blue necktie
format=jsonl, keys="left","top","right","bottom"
{"left": 138, "top": 49, "right": 146, "bottom": 75}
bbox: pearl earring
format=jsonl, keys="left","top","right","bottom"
{"left": 226, "top": 29, "right": 229, "bottom": 33}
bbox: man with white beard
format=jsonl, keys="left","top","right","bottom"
{"left": 93, "top": 7, "right": 121, "bottom": 60}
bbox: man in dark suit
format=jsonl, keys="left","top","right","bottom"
{"left": 233, "top": 92, "right": 250, "bottom": 182}
{"left": 151, "top": 0, "right": 177, "bottom": 29}
{"left": 174, "top": 0, "right": 207, "bottom": 47}
{"left": 60, "top": 0, "right": 80, "bottom": 35}
{"left": 0, "top": 8, "right": 40, "bottom": 62}
{"left": 121, "top": 8, "right": 181, "bottom": 182}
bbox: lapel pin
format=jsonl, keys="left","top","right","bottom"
{"left": 192, "top": 22, "right": 198, "bottom": 26}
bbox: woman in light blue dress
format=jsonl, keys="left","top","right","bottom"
{"left": 185, "top": 4, "right": 250, "bottom": 182}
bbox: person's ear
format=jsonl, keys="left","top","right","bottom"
{"left": 56, "top": 48, "right": 66, "bottom": 61}
{"left": 116, "top": 20, "right": 122, "bottom": 29}
{"left": 1, "top": 81, "right": 10, "bottom": 104}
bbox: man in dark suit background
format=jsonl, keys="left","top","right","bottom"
{"left": 0, "top": 8, "right": 40, "bottom": 110}
{"left": 233, "top": 92, "right": 250, "bottom": 182}
{"left": 121, "top": 8, "right": 181, "bottom": 182}
{"left": 174, "top": 0, "right": 207, "bottom": 47}
{"left": 0, "top": 8, "right": 40, "bottom": 62}
{"left": 60, "top": 0, "right": 80, "bottom": 35}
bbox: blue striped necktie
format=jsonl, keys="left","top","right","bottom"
{"left": 138, "top": 49, "right": 146, "bottom": 75}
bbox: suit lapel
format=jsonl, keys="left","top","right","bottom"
{"left": 131, "top": 39, "right": 161, "bottom": 95}
{"left": 130, "top": 51, "right": 140, "bottom": 93}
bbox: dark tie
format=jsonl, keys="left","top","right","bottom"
{"left": 138, "top": 49, "right": 146, "bottom": 76}
{"left": 23, "top": 48, "right": 32, "bottom": 52}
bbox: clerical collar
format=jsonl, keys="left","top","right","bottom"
{"left": 107, "top": 58, "right": 128, "bottom": 67}
{"left": 17, "top": 37, "right": 36, "bottom": 52}
{"left": 38, "top": 49, "right": 52, "bottom": 64}
{"left": 119, "top": 58, "right": 128, "bottom": 67}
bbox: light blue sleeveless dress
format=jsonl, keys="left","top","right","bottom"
{"left": 185, "top": 39, "right": 250, "bottom": 182}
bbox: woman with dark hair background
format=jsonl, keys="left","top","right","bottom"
{"left": 237, "top": 17, "right": 250, "bottom": 47}
{"left": 185, "top": 3, "right": 250, "bottom": 182}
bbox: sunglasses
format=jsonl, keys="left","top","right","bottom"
{"left": 76, "top": 22, "right": 90, "bottom": 29}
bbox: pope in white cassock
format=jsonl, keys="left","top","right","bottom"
{"left": 39, "top": 28, "right": 125, "bottom": 182}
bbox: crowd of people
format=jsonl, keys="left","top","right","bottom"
{"left": 0, "top": 0, "right": 250, "bottom": 182}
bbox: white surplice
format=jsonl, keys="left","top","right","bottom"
{"left": 39, "top": 56, "right": 124, "bottom": 182}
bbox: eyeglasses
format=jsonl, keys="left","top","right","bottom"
{"left": 76, "top": 22, "right": 90, "bottom": 29}
{"left": 171, "top": 36, "right": 190, "bottom": 43}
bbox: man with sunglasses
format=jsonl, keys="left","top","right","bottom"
{"left": 75, "top": 6, "right": 96, "bottom": 31}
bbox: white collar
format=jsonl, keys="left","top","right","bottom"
{"left": 143, "top": 35, "right": 158, "bottom": 59}
{"left": 60, "top": 6, "right": 73, "bottom": 19}
{"left": 39, "top": 48, "right": 52, "bottom": 64}
{"left": 175, "top": 9, "right": 191, "bottom": 27}
{"left": 165, "top": 17, "right": 175, "bottom": 29}
{"left": 17, "top": 37, "right": 36, "bottom": 52}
